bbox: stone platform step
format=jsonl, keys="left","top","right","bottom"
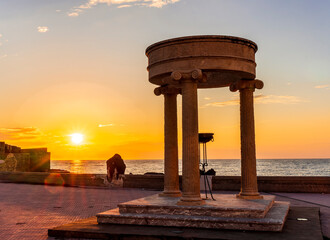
{"left": 97, "top": 202, "right": 289, "bottom": 231}
{"left": 97, "top": 194, "right": 290, "bottom": 232}
{"left": 50, "top": 207, "right": 323, "bottom": 239}
{"left": 118, "top": 194, "right": 275, "bottom": 218}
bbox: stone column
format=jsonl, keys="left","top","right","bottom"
{"left": 230, "top": 79, "right": 264, "bottom": 199}
{"left": 172, "top": 69, "right": 205, "bottom": 206}
{"left": 155, "top": 86, "right": 181, "bottom": 197}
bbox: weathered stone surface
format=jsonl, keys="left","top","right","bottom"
{"left": 146, "top": 35, "right": 257, "bottom": 88}
{"left": 122, "top": 175, "right": 330, "bottom": 193}
{"left": 155, "top": 86, "right": 181, "bottom": 197}
{"left": 14, "top": 153, "right": 30, "bottom": 172}
{"left": 0, "top": 153, "right": 17, "bottom": 172}
{"left": 50, "top": 207, "right": 324, "bottom": 240}
{"left": 21, "top": 148, "right": 50, "bottom": 172}
{"left": 179, "top": 79, "right": 203, "bottom": 205}
{"left": 117, "top": 194, "right": 275, "bottom": 218}
{"left": 0, "top": 142, "right": 51, "bottom": 172}
{"left": 97, "top": 201, "right": 289, "bottom": 232}
{"left": 230, "top": 80, "right": 264, "bottom": 199}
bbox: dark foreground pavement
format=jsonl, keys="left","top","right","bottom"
{"left": 0, "top": 183, "right": 328, "bottom": 239}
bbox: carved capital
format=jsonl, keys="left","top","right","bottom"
{"left": 170, "top": 69, "right": 206, "bottom": 83}
{"left": 154, "top": 85, "right": 181, "bottom": 96}
{"left": 230, "top": 79, "right": 264, "bottom": 92}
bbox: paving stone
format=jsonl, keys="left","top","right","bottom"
{"left": 0, "top": 183, "right": 328, "bottom": 239}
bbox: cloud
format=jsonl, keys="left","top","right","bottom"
{"left": 68, "top": 12, "right": 80, "bottom": 17}
{"left": 99, "top": 123, "right": 114, "bottom": 127}
{"left": 314, "top": 84, "right": 329, "bottom": 89}
{"left": 68, "top": 0, "right": 180, "bottom": 16}
{"left": 117, "top": 4, "right": 132, "bottom": 8}
{"left": 37, "top": 26, "right": 49, "bottom": 33}
{"left": 254, "top": 95, "right": 308, "bottom": 104}
{"left": 205, "top": 94, "right": 308, "bottom": 107}
{"left": 206, "top": 99, "right": 239, "bottom": 107}
{"left": 0, "top": 127, "right": 43, "bottom": 141}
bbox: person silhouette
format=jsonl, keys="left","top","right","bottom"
{"left": 106, "top": 154, "right": 126, "bottom": 182}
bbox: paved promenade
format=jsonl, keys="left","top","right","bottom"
{"left": 0, "top": 183, "right": 328, "bottom": 239}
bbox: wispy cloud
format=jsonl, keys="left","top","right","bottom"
{"left": 0, "top": 34, "right": 8, "bottom": 60}
{"left": 314, "top": 84, "right": 329, "bottom": 89}
{"left": 37, "top": 26, "right": 49, "bottom": 33}
{"left": 98, "top": 123, "right": 114, "bottom": 127}
{"left": 0, "top": 127, "right": 43, "bottom": 141}
{"left": 254, "top": 95, "right": 308, "bottom": 104}
{"left": 68, "top": 0, "right": 180, "bottom": 16}
{"left": 118, "top": 4, "right": 132, "bottom": 8}
{"left": 206, "top": 99, "right": 239, "bottom": 107}
{"left": 205, "top": 94, "right": 308, "bottom": 107}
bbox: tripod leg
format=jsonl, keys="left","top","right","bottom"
{"left": 204, "top": 171, "right": 207, "bottom": 199}
{"left": 205, "top": 175, "right": 215, "bottom": 200}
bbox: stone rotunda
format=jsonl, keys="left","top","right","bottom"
{"left": 97, "top": 35, "right": 290, "bottom": 231}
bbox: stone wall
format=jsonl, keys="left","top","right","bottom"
{"left": 123, "top": 175, "right": 330, "bottom": 193}
{"left": 21, "top": 148, "right": 50, "bottom": 172}
{"left": 0, "top": 142, "right": 50, "bottom": 172}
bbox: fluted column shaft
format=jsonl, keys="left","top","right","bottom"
{"left": 155, "top": 86, "right": 181, "bottom": 197}
{"left": 172, "top": 70, "right": 204, "bottom": 206}
{"left": 230, "top": 79, "right": 264, "bottom": 200}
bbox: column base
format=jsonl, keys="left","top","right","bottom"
{"left": 177, "top": 194, "right": 205, "bottom": 206}
{"left": 159, "top": 191, "right": 182, "bottom": 198}
{"left": 236, "top": 193, "right": 263, "bottom": 200}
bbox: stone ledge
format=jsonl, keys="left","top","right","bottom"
{"left": 49, "top": 208, "right": 323, "bottom": 239}
{"left": 122, "top": 175, "right": 330, "bottom": 193}
{"left": 118, "top": 194, "right": 275, "bottom": 218}
{"left": 97, "top": 194, "right": 290, "bottom": 232}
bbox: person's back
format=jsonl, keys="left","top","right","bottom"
{"left": 106, "top": 154, "right": 126, "bottom": 182}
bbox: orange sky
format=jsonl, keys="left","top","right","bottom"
{"left": 0, "top": 1, "right": 329, "bottom": 160}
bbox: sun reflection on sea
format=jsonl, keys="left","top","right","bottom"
{"left": 69, "top": 160, "right": 84, "bottom": 174}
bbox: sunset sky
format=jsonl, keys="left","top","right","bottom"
{"left": 0, "top": 0, "right": 329, "bottom": 160}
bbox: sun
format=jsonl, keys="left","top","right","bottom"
{"left": 70, "top": 133, "right": 84, "bottom": 145}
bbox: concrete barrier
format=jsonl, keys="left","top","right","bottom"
{"left": 0, "top": 172, "right": 328, "bottom": 193}
{"left": 212, "top": 176, "right": 330, "bottom": 193}
{"left": 123, "top": 175, "right": 330, "bottom": 193}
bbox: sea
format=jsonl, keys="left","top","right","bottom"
{"left": 51, "top": 159, "right": 330, "bottom": 176}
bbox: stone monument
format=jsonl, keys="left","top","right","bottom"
{"left": 97, "top": 35, "right": 290, "bottom": 231}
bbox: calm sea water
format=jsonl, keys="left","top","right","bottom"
{"left": 51, "top": 159, "right": 330, "bottom": 176}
